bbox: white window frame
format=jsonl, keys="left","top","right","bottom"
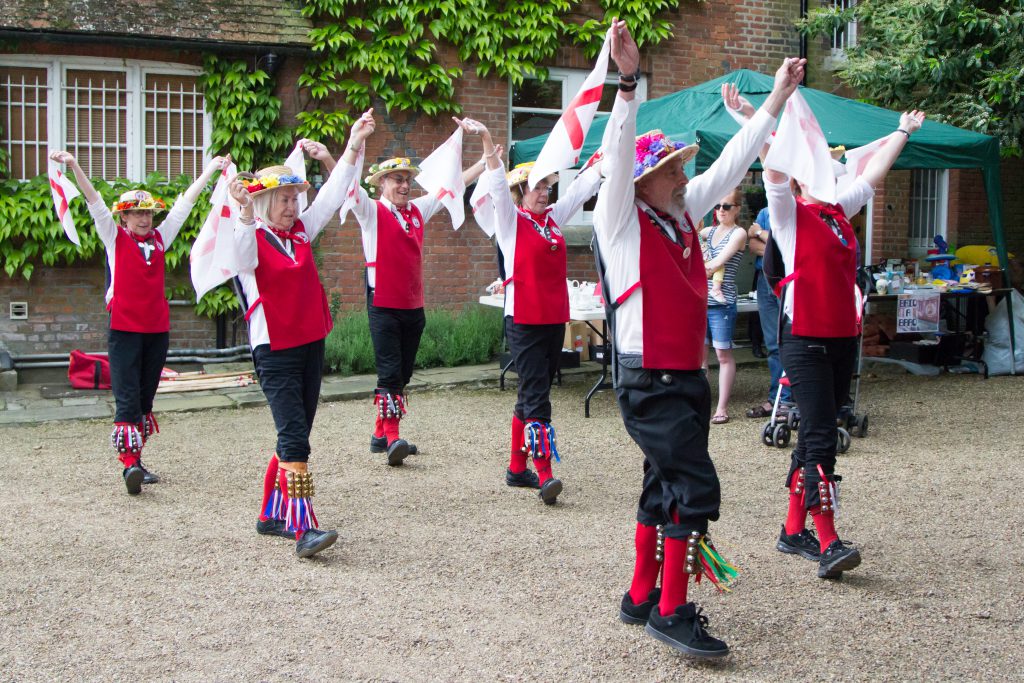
{"left": 829, "top": 0, "right": 858, "bottom": 59}
{"left": 907, "top": 168, "right": 949, "bottom": 256}
{"left": 0, "top": 54, "right": 210, "bottom": 182}
{"left": 509, "top": 67, "right": 647, "bottom": 226}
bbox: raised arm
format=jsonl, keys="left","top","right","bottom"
{"left": 227, "top": 174, "right": 259, "bottom": 273}
{"left": 300, "top": 116, "right": 375, "bottom": 239}
{"left": 49, "top": 151, "right": 100, "bottom": 205}
{"left": 160, "top": 156, "right": 230, "bottom": 245}
{"left": 685, "top": 58, "right": 804, "bottom": 219}
{"left": 595, "top": 18, "right": 640, "bottom": 242}
{"left": 857, "top": 111, "right": 925, "bottom": 189}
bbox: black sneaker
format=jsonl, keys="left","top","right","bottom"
{"left": 645, "top": 603, "right": 729, "bottom": 658}
{"left": 386, "top": 439, "right": 411, "bottom": 466}
{"left": 256, "top": 518, "right": 294, "bottom": 539}
{"left": 296, "top": 528, "right": 338, "bottom": 558}
{"left": 505, "top": 468, "right": 540, "bottom": 489}
{"left": 137, "top": 460, "right": 160, "bottom": 485}
{"left": 538, "top": 478, "right": 562, "bottom": 505}
{"left": 619, "top": 588, "right": 661, "bottom": 625}
{"left": 817, "top": 539, "right": 862, "bottom": 579}
{"left": 776, "top": 526, "right": 821, "bottom": 561}
{"left": 371, "top": 435, "right": 417, "bottom": 455}
{"left": 123, "top": 466, "right": 144, "bottom": 495}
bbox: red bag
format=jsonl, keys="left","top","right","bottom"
{"left": 68, "top": 349, "right": 111, "bottom": 390}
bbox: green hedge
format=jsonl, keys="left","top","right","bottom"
{"left": 324, "top": 305, "right": 504, "bottom": 376}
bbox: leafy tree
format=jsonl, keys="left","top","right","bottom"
{"left": 800, "top": 0, "right": 1024, "bottom": 156}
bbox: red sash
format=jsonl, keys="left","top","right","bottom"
{"left": 108, "top": 227, "right": 169, "bottom": 333}
{"left": 370, "top": 201, "right": 424, "bottom": 309}
{"left": 509, "top": 210, "right": 568, "bottom": 325}
{"left": 250, "top": 221, "right": 334, "bottom": 350}
{"left": 790, "top": 199, "right": 859, "bottom": 338}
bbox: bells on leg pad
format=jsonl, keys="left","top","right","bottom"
{"left": 139, "top": 412, "right": 159, "bottom": 444}
{"left": 523, "top": 420, "right": 561, "bottom": 504}
{"left": 375, "top": 390, "right": 412, "bottom": 466}
{"left": 277, "top": 466, "right": 338, "bottom": 557}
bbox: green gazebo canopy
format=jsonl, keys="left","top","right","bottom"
{"left": 512, "top": 69, "right": 1009, "bottom": 274}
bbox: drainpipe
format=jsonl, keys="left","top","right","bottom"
{"left": 800, "top": 0, "right": 809, "bottom": 85}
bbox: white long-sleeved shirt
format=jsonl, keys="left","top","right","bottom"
{"left": 486, "top": 165, "right": 602, "bottom": 317}
{"left": 765, "top": 175, "right": 874, "bottom": 326}
{"left": 87, "top": 195, "right": 195, "bottom": 306}
{"left": 347, "top": 181, "right": 444, "bottom": 290}
{"left": 592, "top": 96, "right": 778, "bottom": 356}
{"left": 234, "top": 159, "right": 357, "bottom": 349}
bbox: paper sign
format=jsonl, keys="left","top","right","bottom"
{"left": 896, "top": 292, "right": 940, "bottom": 333}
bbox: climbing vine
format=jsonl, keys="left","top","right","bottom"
{"left": 199, "top": 55, "right": 295, "bottom": 171}
{"left": 297, "top": 0, "right": 703, "bottom": 142}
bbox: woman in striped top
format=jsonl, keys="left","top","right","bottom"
{"left": 701, "top": 187, "right": 748, "bottom": 424}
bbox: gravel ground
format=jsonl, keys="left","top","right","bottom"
{"left": 1, "top": 366, "right": 1022, "bottom": 682}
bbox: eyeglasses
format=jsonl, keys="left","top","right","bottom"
{"left": 713, "top": 203, "right": 736, "bottom": 211}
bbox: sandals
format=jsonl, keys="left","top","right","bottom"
{"left": 711, "top": 413, "right": 730, "bottom": 425}
{"left": 745, "top": 403, "right": 773, "bottom": 419}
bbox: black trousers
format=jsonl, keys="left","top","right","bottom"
{"left": 367, "top": 289, "right": 426, "bottom": 394}
{"left": 108, "top": 329, "right": 169, "bottom": 424}
{"left": 505, "top": 317, "right": 564, "bottom": 422}
{"left": 616, "top": 369, "right": 720, "bottom": 539}
{"left": 252, "top": 339, "right": 325, "bottom": 462}
{"left": 780, "top": 326, "right": 858, "bottom": 508}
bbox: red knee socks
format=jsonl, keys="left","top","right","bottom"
{"left": 658, "top": 534, "right": 690, "bottom": 616}
{"left": 785, "top": 469, "right": 808, "bottom": 535}
{"left": 259, "top": 454, "right": 280, "bottom": 522}
{"left": 373, "top": 414, "right": 385, "bottom": 439}
{"left": 118, "top": 452, "right": 140, "bottom": 469}
{"left": 629, "top": 523, "right": 661, "bottom": 605}
{"left": 810, "top": 507, "right": 838, "bottom": 551}
{"left": 509, "top": 414, "right": 527, "bottom": 474}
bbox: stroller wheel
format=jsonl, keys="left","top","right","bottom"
{"left": 772, "top": 424, "right": 792, "bottom": 448}
{"left": 837, "top": 428, "right": 851, "bottom": 454}
{"left": 858, "top": 415, "right": 869, "bottom": 437}
{"left": 761, "top": 422, "right": 774, "bottom": 447}
{"left": 786, "top": 410, "right": 798, "bottom": 428}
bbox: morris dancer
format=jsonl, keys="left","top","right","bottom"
{"left": 593, "top": 21, "right": 804, "bottom": 656}
{"left": 764, "top": 110, "right": 925, "bottom": 579}
{"left": 49, "top": 150, "right": 227, "bottom": 495}
{"left": 456, "top": 117, "right": 600, "bottom": 504}
{"left": 321, "top": 114, "right": 488, "bottom": 466}
{"left": 227, "top": 116, "right": 370, "bottom": 558}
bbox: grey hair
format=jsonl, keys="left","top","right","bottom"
{"left": 252, "top": 193, "right": 274, "bottom": 225}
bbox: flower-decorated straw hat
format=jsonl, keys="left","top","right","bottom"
{"left": 367, "top": 157, "right": 420, "bottom": 187}
{"left": 633, "top": 130, "right": 699, "bottom": 183}
{"left": 240, "top": 165, "right": 310, "bottom": 197}
{"left": 111, "top": 189, "right": 166, "bottom": 214}
{"left": 505, "top": 162, "right": 558, "bottom": 189}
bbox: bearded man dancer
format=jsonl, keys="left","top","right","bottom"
{"left": 594, "top": 20, "right": 805, "bottom": 657}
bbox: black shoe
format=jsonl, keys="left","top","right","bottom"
{"left": 386, "top": 439, "right": 410, "bottom": 466}
{"left": 123, "top": 466, "right": 144, "bottom": 495}
{"left": 505, "top": 468, "right": 540, "bottom": 489}
{"left": 752, "top": 345, "right": 767, "bottom": 359}
{"left": 256, "top": 518, "right": 294, "bottom": 539}
{"left": 645, "top": 603, "right": 729, "bottom": 658}
{"left": 371, "top": 435, "right": 417, "bottom": 455}
{"left": 817, "top": 539, "right": 862, "bottom": 579}
{"left": 137, "top": 461, "right": 160, "bottom": 485}
{"left": 296, "top": 528, "right": 338, "bottom": 558}
{"left": 620, "top": 588, "right": 661, "bottom": 625}
{"left": 538, "top": 478, "right": 562, "bottom": 505}
{"left": 776, "top": 526, "right": 821, "bottom": 561}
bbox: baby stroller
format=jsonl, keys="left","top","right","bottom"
{"left": 760, "top": 372, "right": 858, "bottom": 454}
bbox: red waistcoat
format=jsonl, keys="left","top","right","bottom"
{"left": 370, "top": 201, "right": 424, "bottom": 309}
{"left": 789, "top": 199, "right": 859, "bottom": 338}
{"left": 249, "top": 221, "right": 334, "bottom": 351}
{"left": 108, "top": 227, "right": 169, "bottom": 333}
{"left": 509, "top": 210, "right": 569, "bottom": 325}
{"left": 618, "top": 208, "right": 707, "bottom": 371}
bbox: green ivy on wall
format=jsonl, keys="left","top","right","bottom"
{"left": 0, "top": 172, "right": 239, "bottom": 317}
{"left": 199, "top": 55, "right": 295, "bottom": 171}
{"left": 297, "top": 0, "right": 701, "bottom": 142}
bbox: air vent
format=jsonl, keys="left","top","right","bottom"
{"left": 9, "top": 302, "right": 28, "bottom": 320}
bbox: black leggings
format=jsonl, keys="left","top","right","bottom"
{"left": 504, "top": 317, "right": 564, "bottom": 422}
{"left": 252, "top": 340, "right": 325, "bottom": 462}
{"left": 780, "top": 326, "right": 857, "bottom": 507}
{"left": 108, "top": 329, "right": 169, "bottom": 424}
{"left": 367, "top": 290, "right": 426, "bottom": 394}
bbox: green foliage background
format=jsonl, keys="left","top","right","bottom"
{"left": 799, "top": 0, "right": 1024, "bottom": 157}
